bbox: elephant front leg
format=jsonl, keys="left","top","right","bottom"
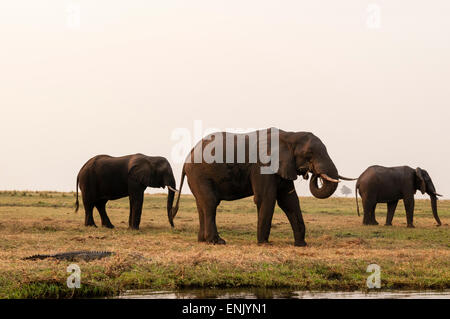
{"left": 403, "top": 197, "right": 415, "bottom": 228}
{"left": 128, "top": 191, "right": 144, "bottom": 230}
{"left": 128, "top": 205, "right": 133, "bottom": 228}
{"left": 385, "top": 200, "right": 398, "bottom": 226}
{"left": 252, "top": 174, "right": 279, "bottom": 245}
{"left": 255, "top": 194, "right": 276, "bottom": 245}
{"left": 277, "top": 188, "right": 306, "bottom": 247}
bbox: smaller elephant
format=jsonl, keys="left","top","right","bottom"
{"left": 75, "top": 154, "right": 177, "bottom": 229}
{"left": 355, "top": 165, "right": 442, "bottom": 227}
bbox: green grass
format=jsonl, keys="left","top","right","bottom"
{"left": 0, "top": 191, "right": 448, "bottom": 298}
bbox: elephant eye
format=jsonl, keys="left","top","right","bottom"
{"left": 304, "top": 151, "right": 313, "bottom": 159}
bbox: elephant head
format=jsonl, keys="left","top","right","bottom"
{"left": 277, "top": 131, "right": 354, "bottom": 199}
{"left": 129, "top": 156, "right": 177, "bottom": 227}
{"left": 415, "top": 167, "right": 442, "bottom": 226}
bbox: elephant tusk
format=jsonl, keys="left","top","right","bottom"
{"left": 320, "top": 173, "right": 340, "bottom": 183}
{"left": 434, "top": 192, "right": 443, "bottom": 197}
{"left": 338, "top": 175, "right": 357, "bottom": 181}
{"left": 167, "top": 186, "right": 179, "bottom": 193}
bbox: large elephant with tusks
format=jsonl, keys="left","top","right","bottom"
{"left": 170, "top": 128, "right": 354, "bottom": 246}
{"left": 75, "top": 154, "right": 177, "bottom": 229}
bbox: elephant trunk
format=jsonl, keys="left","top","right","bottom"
{"left": 165, "top": 176, "right": 176, "bottom": 227}
{"left": 309, "top": 158, "right": 339, "bottom": 199}
{"left": 426, "top": 180, "right": 442, "bottom": 226}
{"left": 429, "top": 194, "right": 442, "bottom": 226}
{"left": 170, "top": 165, "right": 186, "bottom": 227}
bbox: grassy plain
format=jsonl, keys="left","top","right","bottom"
{"left": 0, "top": 191, "right": 448, "bottom": 298}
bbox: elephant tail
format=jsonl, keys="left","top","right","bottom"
{"left": 75, "top": 175, "right": 80, "bottom": 213}
{"left": 355, "top": 182, "right": 360, "bottom": 217}
{"left": 170, "top": 164, "right": 186, "bottom": 226}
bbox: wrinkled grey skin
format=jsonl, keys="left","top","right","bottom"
{"left": 356, "top": 165, "right": 442, "bottom": 227}
{"left": 75, "top": 154, "right": 176, "bottom": 230}
{"left": 171, "top": 128, "right": 353, "bottom": 246}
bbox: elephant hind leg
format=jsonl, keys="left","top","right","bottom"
{"left": 195, "top": 199, "right": 206, "bottom": 242}
{"left": 202, "top": 201, "right": 224, "bottom": 244}
{"left": 96, "top": 200, "right": 114, "bottom": 229}
{"left": 193, "top": 183, "right": 224, "bottom": 245}
{"left": 362, "top": 196, "right": 378, "bottom": 225}
{"left": 83, "top": 199, "right": 96, "bottom": 227}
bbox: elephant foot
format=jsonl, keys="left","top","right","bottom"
{"left": 214, "top": 237, "right": 226, "bottom": 245}
{"left": 205, "top": 232, "right": 226, "bottom": 245}
{"left": 363, "top": 221, "right": 378, "bottom": 226}
{"left": 294, "top": 241, "right": 307, "bottom": 247}
{"left": 384, "top": 223, "right": 392, "bottom": 226}
{"left": 407, "top": 224, "right": 415, "bottom": 228}
{"left": 257, "top": 240, "right": 271, "bottom": 245}
{"left": 207, "top": 234, "right": 226, "bottom": 245}
{"left": 435, "top": 224, "right": 442, "bottom": 227}
{"left": 85, "top": 223, "right": 97, "bottom": 228}
{"left": 372, "top": 220, "right": 379, "bottom": 225}
{"left": 102, "top": 223, "right": 115, "bottom": 229}
{"left": 198, "top": 231, "right": 206, "bottom": 242}
{"left": 128, "top": 226, "right": 140, "bottom": 230}
{"left": 208, "top": 239, "right": 226, "bottom": 245}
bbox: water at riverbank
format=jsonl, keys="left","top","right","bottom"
{"left": 117, "top": 288, "right": 450, "bottom": 299}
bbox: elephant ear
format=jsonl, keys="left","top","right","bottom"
{"left": 415, "top": 167, "right": 426, "bottom": 194}
{"left": 276, "top": 141, "right": 298, "bottom": 181}
{"left": 129, "top": 158, "right": 152, "bottom": 187}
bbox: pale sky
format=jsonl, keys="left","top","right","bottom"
{"left": 0, "top": 1, "right": 449, "bottom": 199}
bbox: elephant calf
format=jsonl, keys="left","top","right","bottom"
{"left": 355, "top": 165, "right": 442, "bottom": 227}
{"left": 75, "top": 154, "right": 177, "bottom": 230}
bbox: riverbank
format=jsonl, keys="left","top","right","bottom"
{"left": 0, "top": 191, "right": 448, "bottom": 298}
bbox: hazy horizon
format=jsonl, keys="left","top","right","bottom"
{"left": 1, "top": 1, "right": 449, "bottom": 199}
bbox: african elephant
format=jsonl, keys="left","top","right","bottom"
{"left": 355, "top": 165, "right": 442, "bottom": 227}
{"left": 170, "top": 128, "right": 354, "bottom": 246}
{"left": 75, "top": 154, "right": 177, "bottom": 229}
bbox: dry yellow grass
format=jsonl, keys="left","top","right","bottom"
{"left": 0, "top": 191, "right": 448, "bottom": 298}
